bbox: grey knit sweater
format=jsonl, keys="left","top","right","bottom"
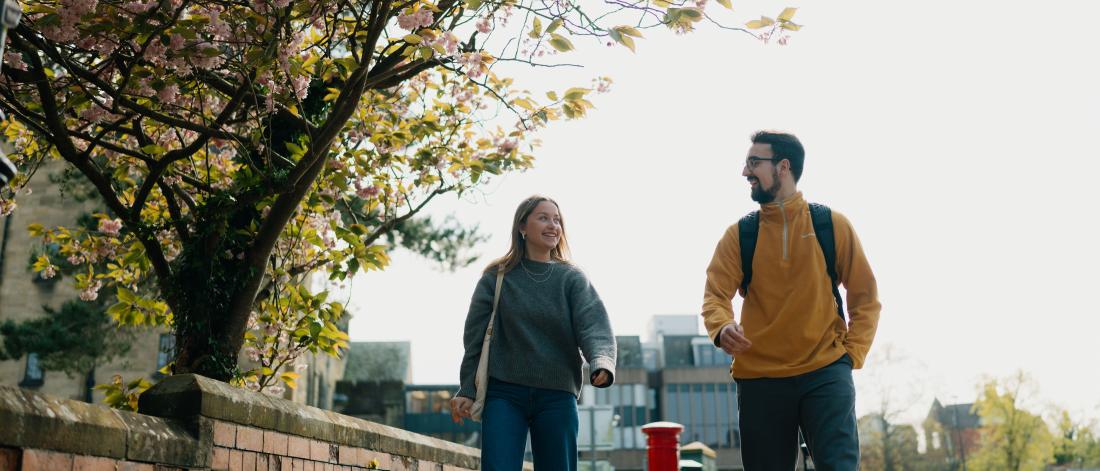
{"left": 456, "top": 260, "right": 617, "bottom": 398}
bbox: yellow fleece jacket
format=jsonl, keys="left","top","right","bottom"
{"left": 702, "top": 192, "right": 881, "bottom": 379}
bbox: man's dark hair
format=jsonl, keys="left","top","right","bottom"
{"left": 751, "top": 131, "right": 805, "bottom": 182}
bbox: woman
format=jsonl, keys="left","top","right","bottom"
{"left": 450, "top": 195, "right": 617, "bottom": 471}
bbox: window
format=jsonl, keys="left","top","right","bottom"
{"left": 407, "top": 390, "right": 429, "bottom": 414}
{"left": 20, "top": 352, "right": 44, "bottom": 387}
{"left": 156, "top": 334, "right": 175, "bottom": 370}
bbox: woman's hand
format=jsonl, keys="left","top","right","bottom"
{"left": 591, "top": 369, "right": 611, "bottom": 387}
{"left": 450, "top": 396, "right": 474, "bottom": 424}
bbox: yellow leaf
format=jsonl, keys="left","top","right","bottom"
{"left": 716, "top": 0, "right": 732, "bottom": 9}
{"left": 653, "top": 0, "right": 671, "bottom": 6}
{"left": 546, "top": 91, "right": 558, "bottom": 101}
{"left": 530, "top": 17, "right": 543, "bottom": 38}
{"left": 548, "top": 34, "right": 574, "bottom": 52}
{"left": 616, "top": 34, "right": 636, "bottom": 52}
{"left": 403, "top": 34, "right": 423, "bottom": 44}
{"left": 614, "top": 26, "right": 644, "bottom": 38}
{"left": 563, "top": 87, "right": 589, "bottom": 100}
{"left": 513, "top": 98, "right": 536, "bottom": 111}
{"left": 778, "top": 7, "right": 797, "bottom": 22}
{"left": 781, "top": 22, "right": 801, "bottom": 31}
{"left": 745, "top": 16, "right": 774, "bottom": 29}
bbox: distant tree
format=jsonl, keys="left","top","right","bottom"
{"left": 0, "top": 299, "right": 133, "bottom": 401}
{"left": 969, "top": 371, "right": 1054, "bottom": 471}
{"left": 857, "top": 344, "right": 927, "bottom": 471}
{"left": 859, "top": 415, "right": 921, "bottom": 471}
{"left": 1051, "top": 409, "right": 1100, "bottom": 468}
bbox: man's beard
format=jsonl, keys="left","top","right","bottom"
{"left": 750, "top": 168, "right": 782, "bottom": 203}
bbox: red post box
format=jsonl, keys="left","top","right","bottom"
{"left": 641, "top": 421, "right": 683, "bottom": 471}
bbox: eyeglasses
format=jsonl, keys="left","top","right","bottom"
{"left": 744, "top": 156, "right": 783, "bottom": 170}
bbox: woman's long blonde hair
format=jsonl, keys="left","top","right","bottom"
{"left": 485, "top": 195, "right": 572, "bottom": 273}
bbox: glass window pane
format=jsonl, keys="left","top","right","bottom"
{"left": 691, "top": 384, "right": 704, "bottom": 443}
{"left": 25, "top": 353, "right": 43, "bottom": 381}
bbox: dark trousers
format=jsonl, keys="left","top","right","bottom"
{"left": 736, "top": 354, "right": 859, "bottom": 471}
{"left": 481, "top": 378, "right": 579, "bottom": 471}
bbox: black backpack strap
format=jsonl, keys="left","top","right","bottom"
{"left": 809, "top": 203, "right": 845, "bottom": 321}
{"left": 738, "top": 211, "right": 760, "bottom": 294}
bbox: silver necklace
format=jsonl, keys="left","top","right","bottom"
{"left": 520, "top": 259, "right": 555, "bottom": 283}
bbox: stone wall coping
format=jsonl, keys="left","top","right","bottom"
{"left": 138, "top": 374, "right": 481, "bottom": 469}
{"left": 0, "top": 385, "right": 207, "bottom": 467}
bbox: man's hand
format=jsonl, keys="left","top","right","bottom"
{"left": 450, "top": 396, "right": 474, "bottom": 424}
{"left": 591, "top": 369, "right": 611, "bottom": 387}
{"left": 718, "top": 323, "right": 752, "bottom": 356}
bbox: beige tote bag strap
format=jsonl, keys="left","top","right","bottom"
{"left": 470, "top": 270, "right": 504, "bottom": 421}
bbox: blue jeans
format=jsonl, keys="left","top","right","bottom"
{"left": 481, "top": 378, "right": 579, "bottom": 471}
{"left": 736, "top": 354, "right": 859, "bottom": 471}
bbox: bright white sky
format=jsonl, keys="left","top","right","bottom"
{"left": 347, "top": 0, "right": 1100, "bottom": 427}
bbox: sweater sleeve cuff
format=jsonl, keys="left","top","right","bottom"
{"left": 590, "top": 356, "right": 616, "bottom": 388}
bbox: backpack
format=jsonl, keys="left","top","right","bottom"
{"left": 737, "top": 203, "right": 845, "bottom": 321}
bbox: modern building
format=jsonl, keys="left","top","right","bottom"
{"left": 579, "top": 315, "right": 745, "bottom": 471}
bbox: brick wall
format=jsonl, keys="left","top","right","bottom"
{"left": 0, "top": 374, "right": 519, "bottom": 471}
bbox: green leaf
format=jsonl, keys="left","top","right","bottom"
{"left": 546, "top": 18, "right": 563, "bottom": 34}
{"left": 546, "top": 91, "right": 559, "bottom": 101}
{"left": 678, "top": 7, "right": 703, "bottom": 21}
{"left": 117, "top": 288, "right": 136, "bottom": 304}
{"left": 549, "top": 34, "right": 573, "bottom": 52}
{"left": 141, "top": 144, "right": 166, "bottom": 156}
{"left": 465, "top": 0, "right": 483, "bottom": 9}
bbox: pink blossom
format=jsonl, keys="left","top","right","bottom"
{"left": 67, "top": 254, "right": 84, "bottom": 265}
{"left": 397, "top": 9, "right": 434, "bottom": 31}
{"left": 1, "top": 199, "right": 17, "bottom": 216}
{"left": 41, "top": 266, "right": 57, "bottom": 279}
{"left": 99, "top": 218, "right": 123, "bottom": 236}
{"left": 292, "top": 75, "right": 311, "bottom": 100}
{"left": 157, "top": 83, "right": 179, "bottom": 103}
{"left": 497, "top": 139, "right": 518, "bottom": 154}
{"left": 476, "top": 17, "right": 492, "bottom": 34}
{"left": 356, "top": 184, "right": 379, "bottom": 199}
{"left": 124, "top": 0, "right": 156, "bottom": 13}
{"left": 3, "top": 52, "right": 26, "bottom": 71}
{"left": 169, "top": 34, "right": 186, "bottom": 50}
{"left": 143, "top": 40, "right": 168, "bottom": 66}
{"left": 459, "top": 53, "right": 485, "bottom": 78}
{"left": 430, "top": 32, "right": 459, "bottom": 56}
{"left": 778, "top": 36, "right": 790, "bottom": 46}
{"left": 79, "top": 280, "right": 103, "bottom": 301}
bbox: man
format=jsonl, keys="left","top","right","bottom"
{"left": 701, "top": 130, "right": 881, "bottom": 470}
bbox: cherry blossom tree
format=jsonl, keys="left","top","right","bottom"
{"left": 0, "top": 0, "right": 798, "bottom": 389}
